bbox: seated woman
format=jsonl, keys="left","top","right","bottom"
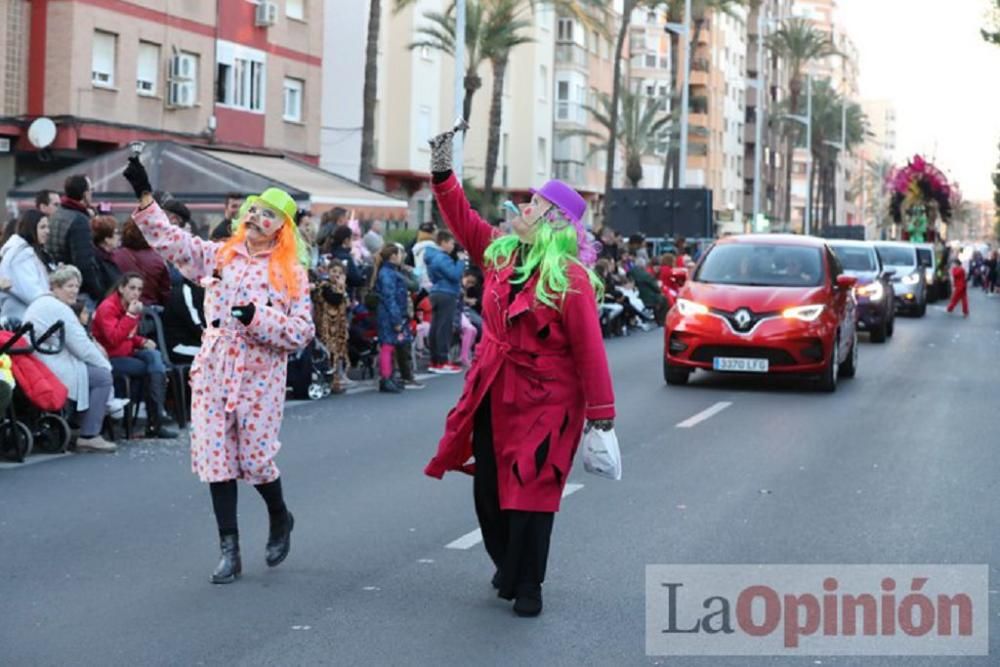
{"left": 112, "top": 219, "right": 171, "bottom": 306}
{"left": 92, "top": 272, "right": 177, "bottom": 439}
{"left": 23, "top": 266, "right": 120, "bottom": 453}
{"left": 0, "top": 209, "right": 53, "bottom": 323}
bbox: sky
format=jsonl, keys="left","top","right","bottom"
{"left": 838, "top": 0, "right": 1000, "bottom": 201}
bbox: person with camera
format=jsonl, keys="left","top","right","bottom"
{"left": 122, "top": 156, "right": 314, "bottom": 586}
{"left": 423, "top": 123, "right": 616, "bottom": 617}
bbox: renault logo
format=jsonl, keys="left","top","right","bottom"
{"left": 733, "top": 309, "right": 753, "bottom": 330}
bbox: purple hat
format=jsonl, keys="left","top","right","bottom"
{"left": 531, "top": 179, "right": 587, "bottom": 223}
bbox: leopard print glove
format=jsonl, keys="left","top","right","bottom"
{"left": 429, "top": 130, "right": 456, "bottom": 173}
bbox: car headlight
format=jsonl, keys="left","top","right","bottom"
{"left": 782, "top": 304, "right": 825, "bottom": 322}
{"left": 902, "top": 273, "right": 921, "bottom": 285}
{"left": 676, "top": 298, "right": 709, "bottom": 317}
{"left": 855, "top": 282, "right": 884, "bottom": 301}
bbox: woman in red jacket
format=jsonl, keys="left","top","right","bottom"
{"left": 424, "top": 125, "right": 616, "bottom": 617}
{"left": 92, "top": 272, "right": 176, "bottom": 438}
{"left": 112, "top": 219, "right": 171, "bottom": 306}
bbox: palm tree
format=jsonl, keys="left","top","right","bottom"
{"left": 864, "top": 157, "right": 894, "bottom": 234}
{"left": 658, "top": 0, "right": 748, "bottom": 188}
{"left": 407, "top": 2, "right": 489, "bottom": 123}
{"left": 803, "top": 81, "right": 864, "bottom": 228}
{"left": 568, "top": 84, "right": 672, "bottom": 187}
{"left": 481, "top": 2, "right": 535, "bottom": 219}
{"left": 766, "top": 17, "right": 838, "bottom": 226}
{"left": 360, "top": 0, "right": 382, "bottom": 186}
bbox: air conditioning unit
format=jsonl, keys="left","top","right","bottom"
{"left": 255, "top": 1, "right": 277, "bottom": 27}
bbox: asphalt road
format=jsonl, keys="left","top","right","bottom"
{"left": 3, "top": 293, "right": 999, "bottom": 666}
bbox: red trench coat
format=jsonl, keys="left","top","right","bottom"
{"left": 424, "top": 174, "right": 615, "bottom": 512}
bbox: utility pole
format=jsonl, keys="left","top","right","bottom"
{"left": 751, "top": 4, "right": 767, "bottom": 228}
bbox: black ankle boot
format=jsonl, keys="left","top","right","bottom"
{"left": 265, "top": 511, "right": 294, "bottom": 567}
{"left": 211, "top": 533, "right": 241, "bottom": 584}
{"left": 512, "top": 584, "right": 543, "bottom": 617}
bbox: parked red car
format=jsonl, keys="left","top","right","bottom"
{"left": 664, "top": 234, "right": 859, "bottom": 392}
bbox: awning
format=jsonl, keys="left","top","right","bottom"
{"left": 7, "top": 140, "right": 410, "bottom": 221}
{"left": 201, "top": 149, "right": 409, "bottom": 220}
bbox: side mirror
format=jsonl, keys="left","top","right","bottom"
{"left": 836, "top": 275, "right": 858, "bottom": 290}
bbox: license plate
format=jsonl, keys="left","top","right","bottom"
{"left": 713, "top": 357, "right": 769, "bottom": 373}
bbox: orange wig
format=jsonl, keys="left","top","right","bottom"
{"left": 216, "top": 222, "right": 305, "bottom": 299}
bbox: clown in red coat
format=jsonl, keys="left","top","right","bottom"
{"left": 424, "top": 124, "right": 616, "bottom": 618}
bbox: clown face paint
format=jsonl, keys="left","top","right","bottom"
{"left": 511, "top": 193, "right": 554, "bottom": 244}
{"left": 243, "top": 203, "right": 285, "bottom": 243}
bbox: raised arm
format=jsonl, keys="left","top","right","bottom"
{"left": 124, "top": 156, "right": 220, "bottom": 284}
{"left": 428, "top": 127, "right": 498, "bottom": 266}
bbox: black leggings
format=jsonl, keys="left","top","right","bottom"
{"left": 209, "top": 478, "right": 288, "bottom": 538}
{"left": 472, "top": 392, "right": 554, "bottom": 600}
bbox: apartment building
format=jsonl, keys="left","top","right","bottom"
{"left": 625, "top": 5, "right": 672, "bottom": 189}
{"left": 787, "top": 0, "right": 862, "bottom": 231}
{"left": 331, "top": 0, "right": 558, "bottom": 226}
{"left": 743, "top": 0, "right": 794, "bottom": 232}
{"left": 0, "top": 0, "right": 323, "bottom": 198}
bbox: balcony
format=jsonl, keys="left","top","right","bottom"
{"left": 743, "top": 121, "right": 756, "bottom": 144}
{"left": 555, "top": 43, "right": 588, "bottom": 69}
{"left": 555, "top": 101, "right": 588, "bottom": 126}
{"left": 553, "top": 160, "right": 586, "bottom": 186}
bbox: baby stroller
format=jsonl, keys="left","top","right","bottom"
{"left": 0, "top": 321, "right": 72, "bottom": 462}
{"left": 287, "top": 339, "right": 335, "bottom": 401}
{"left": 348, "top": 303, "right": 378, "bottom": 380}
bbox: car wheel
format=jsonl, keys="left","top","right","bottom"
{"left": 817, "top": 338, "right": 838, "bottom": 393}
{"left": 915, "top": 299, "right": 927, "bottom": 317}
{"left": 838, "top": 331, "right": 858, "bottom": 379}
{"left": 664, "top": 360, "right": 691, "bottom": 386}
{"left": 870, "top": 317, "right": 888, "bottom": 343}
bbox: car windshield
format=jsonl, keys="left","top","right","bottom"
{"left": 876, "top": 246, "right": 916, "bottom": 267}
{"left": 832, "top": 246, "right": 877, "bottom": 272}
{"left": 695, "top": 244, "right": 824, "bottom": 287}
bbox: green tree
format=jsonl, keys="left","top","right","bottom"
{"left": 766, "top": 18, "right": 839, "bottom": 226}
{"left": 567, "top": 83, "right": 672, "bottom": 187}
{"left": 864, "top": 157, "right": 895, "bottom": 235}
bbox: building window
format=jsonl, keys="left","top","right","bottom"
{"left": 286, "top": 0, "right": 304, "bottom": 20}
{"left": 644, "top": 53, "right": 656, "bottom": 68}
{"left": 537, "top": 137, "right": 547, "bottom": 174}
{"left": 137, "top": 41, "right": 160, "bottom": 96}
{"left": 215, "top": 46, "right": 267, "bottom": 112}
{"left": 168, "top": 50, "right": 198, "bottom": 107}
{"left": 283, "top": 77, "right": 304, "bottom": 122}
{"left": 556, "top": 80, "right": 570, "bottom": 120}
{"left": 539, "top": 65, "right": 548, "bottom": 101}
{"left": 557, "top": 18, "right": 574, "bottom": 42}
{"left": 91, "top": 30, "right": 117, "bottom": 87}
{"left": 417, "top": 106, "right": 432, "bottom": 146}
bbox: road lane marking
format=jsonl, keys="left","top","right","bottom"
{"left": 446, "top": 483, "right": 586, "bottom": 550}
{"left": 676, "top": 401, "right": 733, "bottom": 428}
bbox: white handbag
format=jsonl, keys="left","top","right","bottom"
{"left": 582, "top": 426, "right": 622, "bottom": 480}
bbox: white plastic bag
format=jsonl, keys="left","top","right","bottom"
{"left": 582, "top": 427, "right": 622, "bottom": 480}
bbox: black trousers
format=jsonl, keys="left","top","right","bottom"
{"left": 473, "top": 392, "right": 554, "bottom": 600}
{"left": 429, "top": 292, "right": 457, "bottom": 364}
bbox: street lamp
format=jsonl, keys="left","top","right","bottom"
{"left": 780, "top": 74, "right": 812, "bottom": 235}
{"left": 822, "top": 101, "right": 848, "bottom": 227}
{"left": 664, "top": 0, "right": 692, "bottom": 188}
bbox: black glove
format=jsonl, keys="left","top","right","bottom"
{"left": 231, "top": 303, "right": 256, "bottom": 326}
{"left": 587, "top": 419, "right": 614, "bottom": 432}
{"left": 123, "top": 156, "right": 153, "bottom": 199}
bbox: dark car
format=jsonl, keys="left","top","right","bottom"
{"left": 874, "top": 242, "right": 928, "bottom": 317}
{"left": 830, "top": 241, "right": 895, "bottom": 343}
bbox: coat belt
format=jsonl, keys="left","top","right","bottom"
{"left": 480, "top": 329, "right": 562, "bottom": 405}
{"left": 202, "top": 327, "right": 250, "bottom": 413}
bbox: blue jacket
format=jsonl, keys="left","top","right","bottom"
{"left": 425, "top": 246, "right": 466, "bottom": 296}
{"left": 376, "top": 264, "right": 411, "bottom": 344}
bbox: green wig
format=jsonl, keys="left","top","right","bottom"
{"left": 482, "top": 223, "right": 604, "bottom": 309}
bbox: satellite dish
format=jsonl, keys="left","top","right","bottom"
{"left": 27, "top": 117, "right": 56, "bottom": 149}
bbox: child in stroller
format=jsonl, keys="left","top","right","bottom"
{"left": 348, "top": 302, "right": 379, "bottom": 380}
{"left": 286, "top": 338, "right": 335, "bottom": 401}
